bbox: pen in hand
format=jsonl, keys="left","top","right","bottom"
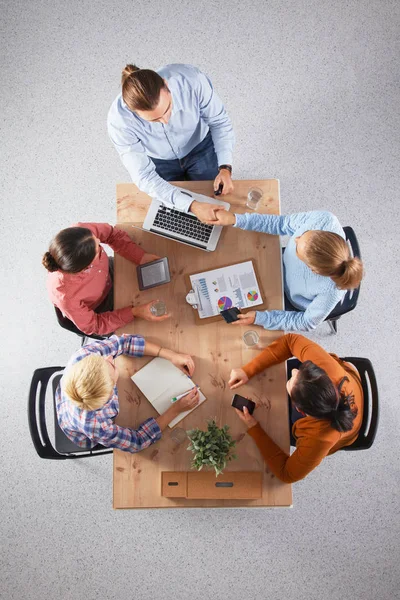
{"left": 171, "top": 385, "right": 199, "bottom": 403}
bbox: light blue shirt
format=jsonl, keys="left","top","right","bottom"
{"left": 107, "top": 64, "right": 235, "bottom": 211}
{"left": 234, "top": 211, "right": 346, "bottom": 331}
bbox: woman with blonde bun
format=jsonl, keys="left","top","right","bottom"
{"left": 207, "top": 210, "right": 363, "bottom": 331}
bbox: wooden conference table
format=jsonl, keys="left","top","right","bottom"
{"left": 113, "top": 180, "right": 292, "bottom": 509}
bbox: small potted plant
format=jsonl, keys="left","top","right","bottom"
{"left": 187, "top": 419, "right": 237, "bottom": 476}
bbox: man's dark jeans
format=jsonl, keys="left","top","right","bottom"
{"left": 151, "top": 132, "right": 219, "bottom": 182}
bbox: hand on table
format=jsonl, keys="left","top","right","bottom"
{"left": 234, "top": 406, "right": 258, "bottom": 429}
{"left": 190, "top": 200, "right": 223, "bottom": 224}
{"left": 157, "top": 388, "right": 199, "bottom": 430}
{"left": 231, "top": 311, "right": 256, "bottom": 326}
{"left": 228, "top": 368, "right": 249, "bottom": 389}
{"left": 213, "top": 169, "right": 234, "bottom": 196}
{"left": 203, "top": 209, "right": 236, "bottom": 227}
{"left": 132, "top": 301, "right": 170, "bottom": 322}
{"left": 175, "top": 388, "right": 200, "bottom": 413}
{"left": 140, "top": 253, "right": 161, "bottom": 265}
{"left": 170, "top": 352, "right": 195, "bottom": 376}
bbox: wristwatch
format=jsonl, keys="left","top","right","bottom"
{"left": 218, "top": 164, "right": 232, "bottom": 174}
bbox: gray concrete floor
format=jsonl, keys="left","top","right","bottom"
{"left": 1, "top": 1, "right": 399, "bottom": 599}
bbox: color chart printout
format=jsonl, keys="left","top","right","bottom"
{"left": 189, "top": 261, "right": 263, "bottom": 319}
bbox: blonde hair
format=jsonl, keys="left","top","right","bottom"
{"left": 121, "top": 64, "right": 166, "bottom": 111}
{"left": 303, "top": 231, "right": 363, "bottom": 290}
{"left": 63, "top": 355, "right": 114, "bottom": 411}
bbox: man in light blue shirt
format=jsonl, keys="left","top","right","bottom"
{"left": 108, "top": 63, "right": 235, "bottom": 223}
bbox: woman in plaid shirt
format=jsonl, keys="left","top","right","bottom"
{"left": 56, "top": 334, "right": 199, "bottom": 452}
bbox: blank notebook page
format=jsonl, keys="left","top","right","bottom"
{"left": 131, "top": 357, "right": 206, "bottom": 427}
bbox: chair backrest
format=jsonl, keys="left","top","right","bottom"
{"left": 286, "top": 358, "right": 301, "bottom": 379}
{"left": 340, "top": 357, "right": 379, "bottom": 451}
{"left": 286, "top": 356, "right": 379, "bottom": 451}
{"left": 329, "top": 226, "right": 361, "bottom": 319}
{"left": 28, "top": 366, "right": 67, "bottom": 459}
{"left": 54, "top": 306, "right": 109, "bottom": 342}
{"left": 54, "top": 306, "right": 85, "bottom": 338}
{"left": 28, "top": 367, "right": 113, "bottom": 459}
{"left": 282, "top": 228, "right": 361, "bottom": 321}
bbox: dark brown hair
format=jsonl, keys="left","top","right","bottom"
{"left": 121, "top": 64, "right": 167, "bottom": 111}
{"left": 42, "top": 227, "right": 96, "bottom": 273}
{"left": 291, "top": 360, "right": 358, "bottom": 432}
{"left": 303, "top": 231, "right": 363, "bottom": 290}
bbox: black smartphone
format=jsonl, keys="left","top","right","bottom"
{"left": 231, "top": 394, "right": 256, "bottom": 415}
{"left": 214, "top": 183, "right": 224, "bottom": 196}
{"left": 220, "top": 307, "right": 241, "bottom": 323}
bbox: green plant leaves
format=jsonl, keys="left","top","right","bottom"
{"left": 186, "top": 419, "right": 237, "bottom": 477}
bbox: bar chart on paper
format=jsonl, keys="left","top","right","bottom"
{"left": 190, "top": 261, "right": 263, "bottom": 319}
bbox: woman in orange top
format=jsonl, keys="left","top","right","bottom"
{"left": 229, "top": 334, "right": 363, "bottom": 483}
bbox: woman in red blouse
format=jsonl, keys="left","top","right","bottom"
{"left": 43, "top": 222, "right": 168, "bottom": 336}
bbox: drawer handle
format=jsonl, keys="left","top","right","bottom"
{"left": 168, "top": 482, "right": 179, "bottom": 486}
{"left": 215, "top": 482, "right": 233, "bottom": 488}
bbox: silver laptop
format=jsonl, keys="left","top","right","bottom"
{"left": 143, "top": 192, "right": 230, "bottom": 252}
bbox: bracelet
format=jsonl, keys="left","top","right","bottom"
{"left": 157, "top": 347, "right": 163, "bottom": 357}
{"left": 218, "top": 164, "right": 232, "bottom": 174}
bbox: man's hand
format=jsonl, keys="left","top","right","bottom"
{"left": 140, "top": 253, "right": 161, "bottom": 265}
{"left": 203, "top": 209, "right": 236, "bottom": 227}
{"left": 175, "top": 388, "right": 200, "bottom": 413}
{"left": 214, "top": 169, "right": 234, "bottom": 196}
{"left": 132, "top": 301, "right": 170, "bottom": 322}
{"left": 228, "top": 368, "right": 249, "bottom": 389}
{"left": 234, "top": 406, "right": 258, "bottom": 429}
{"left": 231, "top": 311, "right": 257, "bottom": 326}
{"left": 169, "top": 352, "right": 195, "bottom": 376}
{"left": 190, "top": 200, "right": 223, "bottom": 224}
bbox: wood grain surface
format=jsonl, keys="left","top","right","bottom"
{"left": 113, "top": 180, "right": 292, "bottom": 509}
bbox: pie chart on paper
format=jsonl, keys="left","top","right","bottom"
{"left": 247, "top": 290, "right": 259, "bottom": 302}
{"left": 218, "top": 296, "right": 233, "bottom": 311}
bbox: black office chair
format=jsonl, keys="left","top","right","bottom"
{"left": 54, "top": 306, "right": 109, "bottom": 346}
{"left": 28, "top": 366, "right": 113, "bottom": 459}
{"left": 283, "top": 226, "right": 361, "bottom": 334}
{"left": 286, "top": 356, "right": 379, "bottom": 450}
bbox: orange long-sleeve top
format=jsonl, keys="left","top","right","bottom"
{"left": 242, "top": 334, "right": 363, "bottom": 483}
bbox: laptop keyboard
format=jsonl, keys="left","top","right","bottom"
{"left": 153, "top": 206, "right": 214, "bottom": 244}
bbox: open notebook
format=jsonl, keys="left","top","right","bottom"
{"left": 131, "top": 357, "right": 206, "bottom": 428}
